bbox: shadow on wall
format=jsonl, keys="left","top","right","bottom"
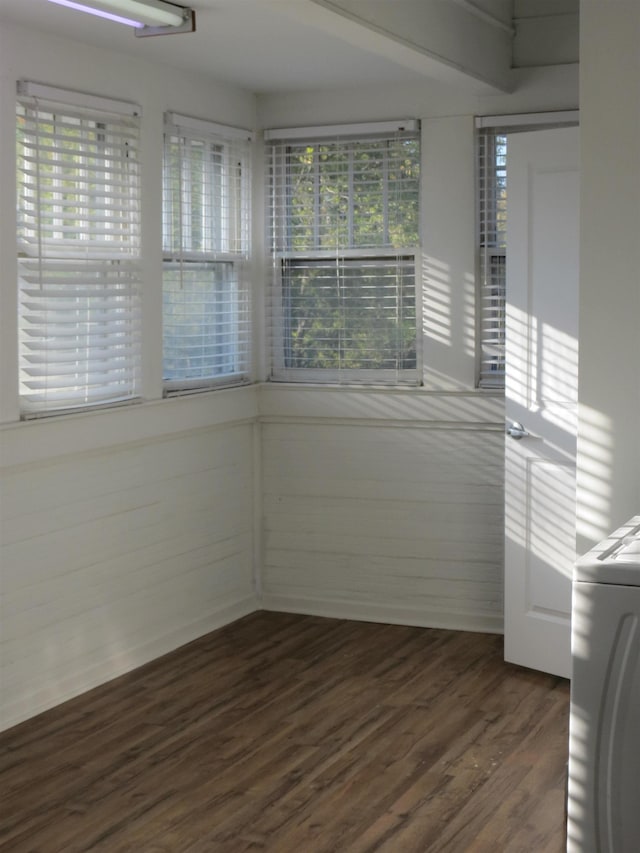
{"left": 577, "top": 404, "right": 614, "bottom": 557}
{"left": 421, "top": 253, "right": 476, "bottom": 389}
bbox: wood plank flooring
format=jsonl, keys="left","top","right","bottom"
{"left": 0, "top": 612, "right": 570, "bottom": 852}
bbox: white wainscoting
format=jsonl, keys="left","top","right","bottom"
{"left": 1, "top": 385, "right": 506, "bottom": 732}
{"left": 260, "top": 387, "right": 505, "bottom": 633}
{"left": 0, "top": 393, "right": 259, "bottom": 731}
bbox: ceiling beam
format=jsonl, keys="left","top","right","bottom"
{"left": 277, "top": 0, "right": 514, "bottom": 93}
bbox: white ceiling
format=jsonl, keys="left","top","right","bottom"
{"left": 0, "top": 0, "right": 459, "bottom": 94}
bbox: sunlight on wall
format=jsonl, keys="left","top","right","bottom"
{"left": 464, "top": 272, "right": 475, "bottom": 359}
{"left": 577, "top": 404, "right": 614, "bottom": 550}
{"left": 420, "top": 253, "right": 477, "bottom": 389}
{"left": 422, "top": 254, "right": 452, "bottom": 347}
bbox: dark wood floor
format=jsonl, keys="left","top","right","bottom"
{"left": 0, "top": 612, "right": 569, "bottom": 852}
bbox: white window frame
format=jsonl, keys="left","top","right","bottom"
{"left": 16, "top": 81, "right": 142, "bottom": 418}
{"left": 266, "top": 120, "right": 421, "bottom": 386}
{"left": 162, "top": 113, "right": 253, "bottom": 395}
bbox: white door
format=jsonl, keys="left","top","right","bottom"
{"left": 504, "top": 126, "right": 580, "bottom": 679}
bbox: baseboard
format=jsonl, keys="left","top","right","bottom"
{"left": 1, "top": 594, "right": 260, "bottom": 733}
{"left": 261, "top": 593, "right": 504, "bottom": 635}
{"left": 1, "top": 593, "right": 503, "bottom": 733}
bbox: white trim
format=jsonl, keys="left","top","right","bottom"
{"left": 261, "top": 594, "right": 504, "bottom": 635}
{"left": 264, "top": 119, "right": 418, "bottom": 141}
{"left": 165, "top": 112, "right": 253, "bottom": 141}
{"left": 252, "top": 421, "right": 263, "bottom": 601}
{"left": 256, "top": 384, "right": 505, "bottom": 426}
{"left": 269, "top": 369, "right": 420, "bottom": 386}
{"left": 0, "top": 387, "right": 258, "bottom": 471}
{"left": 475, "top": 110, "right": 579, "bottom": 129}
{"left": 513, "top": 11, "right": 578, "bottom": 23}
{"left": 17, "top": 80, "right": 141, "bottom": 116}
{"left": 258, "top": 414, "right": 503, "bottom": 432}
{"left": 164, "top": 377, "right": 251, "bottom": 395}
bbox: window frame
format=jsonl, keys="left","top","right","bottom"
{"left": 266, "top": 121, "right": 421, "bottom": 386}
{"left": 162, "top": 113, "right": 253, "bottom": 395}
{"left": 16, "top": 81, "right": 142, "bottom": 419}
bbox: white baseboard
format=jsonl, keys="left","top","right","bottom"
{"left": 1, "top": 595, "right": 260, "bottom": 733}
{"left": 261, "top": 593, "right": 504, "bottom": 635}
{"left": 1, "top": 593, "right": 504, "bottom": 733}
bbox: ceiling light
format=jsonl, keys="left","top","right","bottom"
{"left": 47, "top": 0, "right": 195, "bottom": 36}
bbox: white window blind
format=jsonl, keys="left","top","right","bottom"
{"left": 163, "top": 114, "right": 252, "bottom": 393}
{"left": 266, "top": 122, "right": 420, "bottom": 384}
{"left": 16, "top": 84, "right": 141, "bottom": 417}
{"left": 477, "top": 129, "right": 507, "bottom": 388}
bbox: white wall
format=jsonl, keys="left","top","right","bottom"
{"left": 0, "top": 23, "right": 261, "bottom": 731}
{"left": 577, "top": 1, "right": 640, "bottom": 554}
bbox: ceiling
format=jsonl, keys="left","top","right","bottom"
{"left": 0, "top": 0, "right": 518, "bottom": 94}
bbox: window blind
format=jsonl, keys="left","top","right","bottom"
{"left": 477, "top": 129, "right": 507, "bottom": 388}
{"left": 163, "top": 114, "right": 252, "bottom": 392}
{"left": 16, "top": 85, "right": 141, "bottom": 416}
{"left": 266, "top": 122, "right": 420, "bottom": 384}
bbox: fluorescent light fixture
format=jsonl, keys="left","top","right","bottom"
{"left": 47, "top": 0, "right": 195, "bottom": 35}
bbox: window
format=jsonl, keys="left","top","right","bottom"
{"left": 477, "top": 129, "right": 507, "bottom": 388}
{"left": 266, "top": 121, "right": 420, "bottom": 384}
{"left": 163, "top": 114, "right": 252, "bottom": 393}
{"left": 16, "top": 82, "right": 141, "bottom": 417}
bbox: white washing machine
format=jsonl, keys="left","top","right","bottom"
{"left": 567, "top": 516, "right": 640, "bottom": 853}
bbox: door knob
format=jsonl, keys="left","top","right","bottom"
{"left": 506, "top": 421, "right": 529, "bottom": 440}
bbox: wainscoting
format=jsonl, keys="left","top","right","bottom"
{"left": 0, "top": 390, "right": 259, "bottom": 730}
{"left": 260, "top": 386, "right": 504, "bottom": 633}
{"left": 1, "top": 384, "right": 505, "bottom": 732}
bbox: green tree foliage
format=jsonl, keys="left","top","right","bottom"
{"left": 279, "top": 135, "right": 419, "bottom": 372}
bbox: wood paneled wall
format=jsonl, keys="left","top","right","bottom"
{"left": 1, "top": 415, "right": 258, "bottom": 731}
{"left": 260, "top": 388, "right": 504, "bottom": 633}
{"left": 1, "top": 386, "right": 505, "bottom": 732}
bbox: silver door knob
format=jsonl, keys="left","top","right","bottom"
{"left": 506, "top": 421, "right": 529, "bottom": 440}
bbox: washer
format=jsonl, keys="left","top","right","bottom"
{"left": 567, "top": 516, "right": 640, "bottom": 852}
